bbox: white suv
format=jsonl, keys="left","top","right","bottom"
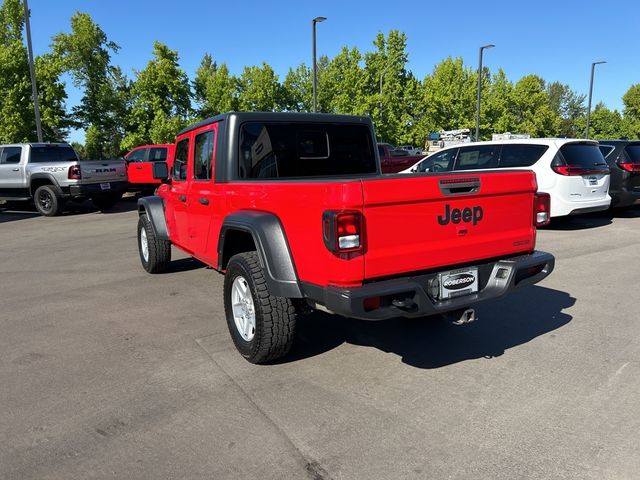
{"left": 401, "top": 139, "right": 611, "bottom": 217}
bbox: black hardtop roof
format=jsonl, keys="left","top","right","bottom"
{"left": 176, "top": 111, "right": 372, "bottom": 137}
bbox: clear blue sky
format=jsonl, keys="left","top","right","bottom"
{"left": 27, "top": 0, "right": 637, "bottom": 143}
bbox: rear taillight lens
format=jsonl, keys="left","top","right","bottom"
{"left": 534, "top": 192, "right": 551, "bottom": 226}
{"left": 322, "top": 210, "right": 363, "bottom": 254}
{"left": 551, "top": 165, "right": 609, "bottom": 176}
{"left": 618, "top": 162, "right": 640, "bottom": 172}
{"left": 68, "top": 164, "right": 81, "bottom": 180}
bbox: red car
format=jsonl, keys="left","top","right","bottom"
{"left": 377, "top": 143, "right": 425, "bottom": 173}
{"left": 136, "top": 113, "right": 554, "bottom": 363}
{"left": 125, "top": 144, "right": 175, "bottom": 192}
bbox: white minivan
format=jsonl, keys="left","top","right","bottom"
{"left": 401, "top": 139, "right": 611, "bottom": 218}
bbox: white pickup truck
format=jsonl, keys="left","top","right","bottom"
{"left": 0, "top": 143, "right": 127, "bottom": 216}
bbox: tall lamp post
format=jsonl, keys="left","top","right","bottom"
{"left": 379, "top": 65, "right": 388, "bottom": 125}
{"left": 475, "top": 44, "right": 494, "bottom": 142}
{"left": 312, "top": 16, "right": 326, "bottom": 113}
{"left": 585, "top": 60, "right": 606, "bottom": 139}
{"left": 23, "top": 0, "right": 43, "bottom": 142}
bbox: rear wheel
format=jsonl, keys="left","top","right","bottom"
{"left": 137, "top": 213, "right": 171, "bottom": 273}
{"left": 224, "top": 251, "right": 298, "bottom": 363}
{"left": 34, "top": 185, "right": 64, "bottom": 216}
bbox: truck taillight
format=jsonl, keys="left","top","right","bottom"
{"left": 618, "top": 162, "right": 640, "bottom": 172}
{"left": 534, "top": 192, "right": 551, "bottom": 227}
{"left": 68, "top": 165, "right": 81, "bottom": 180}
{"left": 322, "top": 210, "right": 363, "bottom": 254}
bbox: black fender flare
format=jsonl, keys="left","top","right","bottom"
{"left": 29, "top": 173, "right": 63, "bottom": 195}
{"left": 137, "top": 196, "right": 169, "bottom": 240}
{"left": 218, "top": 211, "right": 302, "bottom": 298}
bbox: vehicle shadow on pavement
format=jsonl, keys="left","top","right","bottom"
{"left": 544, "top": 205, "right": 640, "bottom": 231}
{"left": 0, "top": 209, "right": 40, "bottom": 223}
{"left": 286, "top": 286, "right": 574, "bottom": 369}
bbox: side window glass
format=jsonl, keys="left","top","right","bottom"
{"left": 598, "top": 145, "right": 615, "bottom": 159}
{"left": 418, "top": 149, "right": 456, "bottom": 172}
{"left": 148, "top": 147, "right": 167, "bottom": 162}
{"left": 455, "top": 146, "right": 498, "bottom": 170}
{"left": 172, "top": 138, "right": 189, "bottom": 181}
{"left": 126, "top": 149, "right": 146, "bottom": 162}
{"left": 377, "top": 145, "right": 385, "bottom": 158}
{"left": 1, "top": 146, "right": 22, "bottom": 164}
{"left": 193, "top": 131, "right": 215, "bottom": 181}
{"left": 499, "top": 144, "right": 548, "bottom": 167}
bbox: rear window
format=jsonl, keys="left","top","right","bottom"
{"left": 598, "top": 145, "right": 615, "bottom": 158}
{"left": 624, "top": 144, "right": 640, "bottom": 163}
{"left": 30, "top": 145, "right": 78, "bottom": 163}
{"left": 454, "top": 146, "right": 498, "bottom": 170}
{"left": 558, "top": 144, "right": 607, "bottom": 168}
{"left": 148, "top": 147, "right": 168, "bottom": 162}
{"left": 238, "top": 122, "right": 376, "bottom": 179}
{"left": 499, "top": 144, "right": 548, "bottom": 167}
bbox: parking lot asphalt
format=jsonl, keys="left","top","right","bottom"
{"left": 1, "top": 198, "right": 639, "bottom": 480}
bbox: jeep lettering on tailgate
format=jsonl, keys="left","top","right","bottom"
{"left": 437, "top": 205, "right": 483, "bottom": 226}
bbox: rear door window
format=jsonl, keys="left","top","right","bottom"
{"left": 454, "top": 145, "right": 498, "bottom": 170}
{"left": 499, "top": 144, "right": 548, "bottom": 167}
{"left": 148, "top": 147, "right": 167, "bottom": 162}
{"left": 193, "top": 131, "right": 215, "bottom": 181}
{"left": 598, "top": 145, "right": 615, "bottom": 159}
{"left": 238, "top": 122, "right": 376, "bottom": 178}
{"left": 558, "top": 143, "right": 607, "bottom": 168}
{"left": 1, "top": 146, "right": 22, "bottom": 164}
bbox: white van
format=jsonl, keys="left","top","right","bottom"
{"left": 401, "top": 139, "right": 611, "bottom": 218}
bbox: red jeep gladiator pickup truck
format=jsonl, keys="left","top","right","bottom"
{"left": 377, "top": 143, "right": 425, "bottom": 173}
{"left": 125, "top": 144, "right": 175, "bottom": 193}
{"left": 136, "top": 112, "right": 554, "bottom": 363}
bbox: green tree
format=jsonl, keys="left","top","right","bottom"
{"left": 0, "top": 0, "right": 68, "bottom": 143}
{"left": 237, "top": 63, "right": 283, "bottom": 111}
{"left": 485, "top": 68, "right": 514, "bottom": 135}
{"left": 282, "top": 63, "right": 312, "bottom": 112}
{"left": 576, "top": 102, "right": 632, "bottom": 139}
{"left": 420, "top": 57, "right": 477, "bottom": 134}
{"left": 509, "top": 74, "right": 559, "bottom": 136}
{"left": 622, "top": 84, "right": 640, "bottom": 138}
{"left": 122, "top": 41, "right": 191, "bottom": 150}
{"left": 322, "top": 47, "right": 367, "bottom": 115}
{"left": 193, "top": 53, "right": 237, "bottom": 118}
{"left": 52, "top": 12, "right": 128, "bottom": 158}
{"left": 546, "top": 81, "right": 585, "bottom": 137}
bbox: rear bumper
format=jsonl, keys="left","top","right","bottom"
{"left": 301, "top": 251, "right": 555, "bottom": 320}
{"left": 552, "top": 195, "right": 611, "bottom": 217}
{"left": 68, "top": 181, "right": 128, "bottom": 198}
{"left": 610, "top": 188, "right": 640, "bottom": 208}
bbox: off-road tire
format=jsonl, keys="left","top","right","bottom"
{"left": 92, "top": 193, "right": 122, "bottom": 211}
{"left": 137, "top": 213, "right": 171, "bottom": 273}
{"left": 224, "top": 251, "right": 298, "bottom": 364}
{"left": 34, "top": 185, "right": 63, "bottom": 217}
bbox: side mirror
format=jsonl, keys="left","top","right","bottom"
{"left": 152, "top": 161, "right": 169, "bottom": 182}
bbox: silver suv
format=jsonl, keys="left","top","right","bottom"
{"left": 0, "top": 143, "right": 127, "bottom": 216}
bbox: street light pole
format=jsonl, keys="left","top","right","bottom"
{"left": 312, "top": 16, "right": 326, "bottom": 113}
{"left": 23, "top": 0, "right": 43, "bottom": 142}
{"left": 379, "top": 65, "right": 388, "bottom": 125}
{"left": 585, "top": 60, "right": 606, "bottom": 139}
{"left": 475, "top": 44, "right": 494, "bottom": 142}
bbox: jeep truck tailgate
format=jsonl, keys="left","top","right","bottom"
{"left": 362, "top": 171, "right": 538, "bottom": 279}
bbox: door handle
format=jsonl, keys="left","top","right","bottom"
{"left": 179, "top": 195, "right": 187, "bottom": 202}
{"left": 198, "top": 197, "right": 209, "bottom": 205}
{"left": 12, "top": 168, "right": 19, "bottom": 171}
{"left": 135, "top": 166, "right": 143, "bottom": 170}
